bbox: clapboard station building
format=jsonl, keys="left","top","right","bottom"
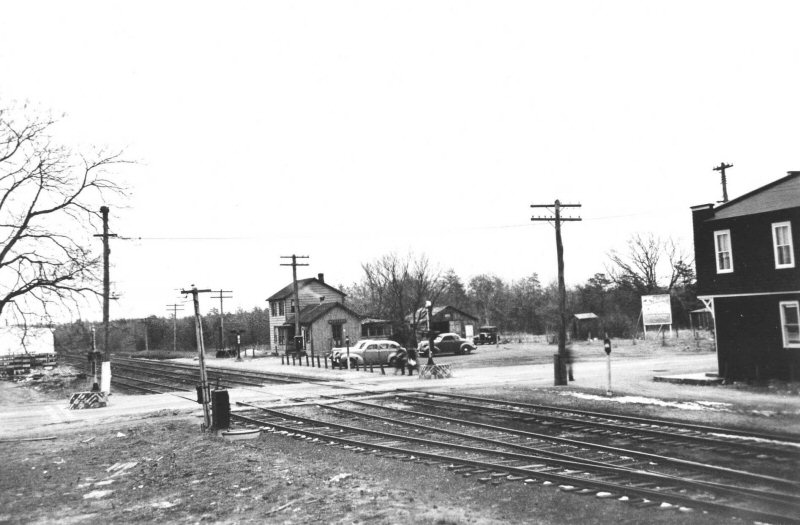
{"left": 691, "top": 170, "right": 799, "bottom": 381}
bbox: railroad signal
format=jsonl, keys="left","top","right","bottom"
{"left": 181, "top": 285, "right": 213, "bottom": 431}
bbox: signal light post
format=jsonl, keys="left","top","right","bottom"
{"left": 181, "top": 285, "right": 212, "bottom": 431}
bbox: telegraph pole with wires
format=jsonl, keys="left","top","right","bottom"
{"left": 166, "top": 303, "right": 185, "bottom": 352}
{"left": 712, "top": 162, "right": 733, "bottom": 203}
{"left": 93, "top": 206, "right": 117, "bottom": 392}
{"left": 280, "top": 255, "right": 309, "bottom": 356}
{"left": 210, "top": 289, "right": 233, "bottom": 355}
{"left": 531, "top": 200, "right": 582, "bottom": 386}
{"left": 181, "top": 285, "right": 212, "bottom": 430}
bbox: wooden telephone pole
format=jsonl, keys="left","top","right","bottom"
{"left": 531, "top": 200, "right": 582, "bottom": 386}
{"left": 713, "top": 162, "right": 733, "bottom": 203}
{"left": 280, "top": 255, "right": 309, "bottom": 355}
{"left": 94, "top": 206, "right": 117, "bottom": 363}
{"left": 166, "top": 303, "right": 185, "bottom": 352}
{"left": 210, "top": 289, "right": 233, "bottom": 353}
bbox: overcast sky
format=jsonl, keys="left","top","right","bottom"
{"left": 2, "top": 1, "right": 799, "bottom": 320}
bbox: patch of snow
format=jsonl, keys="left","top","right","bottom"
{"left": 83, "top": 489, "right": 113, "bottom": 499}
{"left": 559, "top": 391, "right": 733, "bottom": 411}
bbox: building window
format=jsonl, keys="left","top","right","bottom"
{"left": 278, "top": 301, "right": 284, "bottom": 316}
{"left": 772, "top": 222, "right": 795, "bottom": 269}
{"left": 290, "top": 300, "right": 295, "bottom": 313}
{"left": 714, "top": 230, "right": 733, "bottom": 273}
{"left": 779, "top": 301, "right": 800, "bottom": 348}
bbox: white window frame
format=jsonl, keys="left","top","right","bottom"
{"left": 714, "top": 230, "right": 733, "bottom": 274}
{"left": 779, "top": 301, "right": 800, "bottom": 348}
{"left": 772, "top": 222, "right": 795, "bottom": 269}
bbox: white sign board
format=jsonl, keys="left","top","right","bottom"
{"left": 642, "top": 294, "right": 672, "bottom": 326}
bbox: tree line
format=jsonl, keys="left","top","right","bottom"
{"left": 55, "top": 307, "right": 271, "bottom": 355}
{"left": 342, "top": 236, "right": 697, "bottom": 344}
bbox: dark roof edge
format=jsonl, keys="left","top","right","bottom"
{"left": 266, "top": 277, "right": 347, "bottom": 301}
{"left": 713, "top": 171, "right": 800, "bottom": 213}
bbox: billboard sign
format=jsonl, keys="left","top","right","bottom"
{"left": 642, "top": 294, "right": 672, "bottom": 326}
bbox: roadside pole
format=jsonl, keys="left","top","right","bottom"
{"left": 182, "top": 285, "right": 212, "bottom": 430}
{"left": 604, "top": 335, "right": 612, "bottom": 396}
{"left": 345, "top": 336, "right": 351, "bottom": 370}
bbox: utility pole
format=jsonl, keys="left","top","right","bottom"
{"left": 210, "top": 289, "right": 233, "bottom": 354}
{"left": 166, "top": 303, "right": 185, "bottom": 352}
{"left": 280, "top": 255, "right": 309, "bottom": 356}
{"left": 94, "top": 206, "right": 117, "bottom": 363}
{"left": 712, "top": 162, "right": 733, "bottom": 203}
{"left": 181, "top": 286, "right": 212, "bottom": 430}
{"left": 531, "top": 200, "right": 582, "bottom": 386}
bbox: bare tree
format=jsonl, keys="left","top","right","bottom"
{"left": 356, "top": 252, "right": 445, "bottom": 346}
{"left": 0, "top": 103, "right": 126, "bottom": 326}
{"left": 606, "top": 234, "right": 693, "bottom": 294}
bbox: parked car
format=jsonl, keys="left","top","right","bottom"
{"left": 329, "top": 339, "right": 406, "bottom": 368}
{"left": 473, "top": 326, "right": 498, "bottom": 345}
{"left": 417, "top": 333, "right": 475, "bottom": 356}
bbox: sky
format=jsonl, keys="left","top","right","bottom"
{"left": 1, "top": 1, "right": 800, "bottom": 320}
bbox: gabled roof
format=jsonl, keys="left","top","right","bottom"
{"left": 573, "top": 313, "right": 599, "bottom": 320}
{"left": 284, "top": 301, "right": 362, "bottom": 326}
{"left": 405, "top": 305, "right": 479, "bottom": 323}
{"left": 706, "top": 171, "right": 800, "bottom": 221}
{"left": 266, "top": 277, "right": 345, "bottom": 301}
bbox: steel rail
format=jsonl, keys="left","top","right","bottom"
{"left": 404, "top": 389, "right": 800, "bottom": 444}
{"left": 114, "top": 357, "right": 312, "bottom": 383}
{"left": 112, "top": 357, "right": 302, "bottom": 385}
{"left": 231, "top": 406, "right": 800, "bottom": 524}
{"left": 396, "top": 393, "right": 797, "bottom": 458}
{"left": 325, "top": 397, "right": 800, "bottom": 494}
{"left": 109, "top": 361, "right": 264, "bottom": 388}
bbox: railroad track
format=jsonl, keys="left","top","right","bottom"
{"left": 59, "top": 354, "right": 306, "bottom": 394}
{"left": 231, "top": 394, "right": 800, "bottom": 523}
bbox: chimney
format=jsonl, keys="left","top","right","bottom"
{"left": 317, "top": 273, "right": 324, "bottom": 283}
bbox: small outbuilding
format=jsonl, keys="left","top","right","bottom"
{"left": 572, "top": 313, "right": 600, "bottom": 340}
{"left": 407, "top": 305, "right": 479, "bottom": 341}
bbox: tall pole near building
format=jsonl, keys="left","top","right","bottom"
{"left": 210, "top": 290, "right": 233, "bottom": 353}
{"left": 94, "top": 206, "right": 117, "bottom": 362}
{"left": 280, "top": 255, "right": 309, "bottom": 355}
{"left": 531, "top": 200, "right": 582, "bottom": 386}
{"left": 181, "top": 285, "right": 212, "bottom": 430}
{"left": 166, "top": 303, "right": 185, "bottom": 352}
{"left": 713, "top": 162, "right": 733, "bottom": 203}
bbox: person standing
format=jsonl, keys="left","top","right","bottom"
{"left": 406, "top": 347, "right": 419, "bottom": 376}
{"left": 566, "top": 343, "right": 575, "bottom": 381}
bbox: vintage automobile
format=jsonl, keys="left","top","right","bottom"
{"left": 329, "top": 339, "right": 407, "bottom": 368}
{"left": 417, "top": 332, "right": 476, "bottom": 356}
{"left": 473, "top": 325, "right": 498, "bottom": 345}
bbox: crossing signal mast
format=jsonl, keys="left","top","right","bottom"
{"left": 531, "top": 200, "right": 582, "bottom": 386}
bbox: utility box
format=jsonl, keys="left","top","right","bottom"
{"left": 211, "top": 389, "right": 230, "bottom": 430}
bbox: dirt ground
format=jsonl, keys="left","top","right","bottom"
{"left": 1, "top": 339, "right": 798, "bottom": 524}
{"left": 2, "top": 399, "right": 731, "bottom": 525}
